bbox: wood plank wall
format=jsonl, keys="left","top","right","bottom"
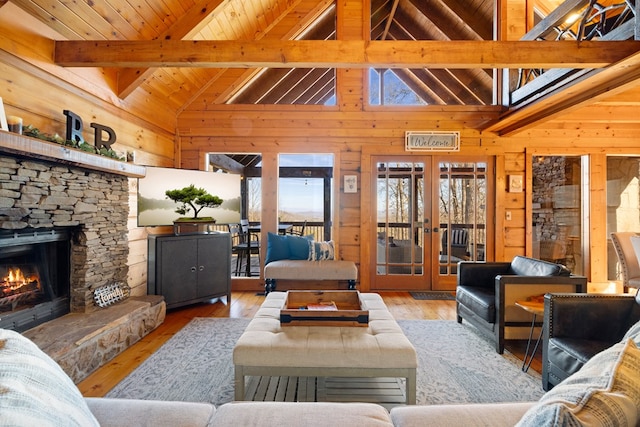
{"left": 2, "top": 1, "right": 640, "bottom": 294}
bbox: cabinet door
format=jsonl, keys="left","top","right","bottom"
{"left": 159, "top": 237, "right": 198, "bottom": 304}
{"left": 196, "top": 234, "right": 231, "bottom": 297}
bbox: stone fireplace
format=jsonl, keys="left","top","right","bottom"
{"left": 0, "top": 137, "right": 165, "bottom": 383}
{"left": 0, "top": 154, "right": 130, "bottom": 319}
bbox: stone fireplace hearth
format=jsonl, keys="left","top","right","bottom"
{"left": 0, "top": 134, "right": 165, "bottom": 383}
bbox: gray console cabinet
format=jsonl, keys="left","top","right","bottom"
{"left": 148, "top": 233, "right": 231, "bottom": 309}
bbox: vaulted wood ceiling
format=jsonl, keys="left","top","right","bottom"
{"left": 6, "top": 0, "right": 546, "bottom": 107}
{"left": 6, "top": 0, "right": 640, "bottom": 134}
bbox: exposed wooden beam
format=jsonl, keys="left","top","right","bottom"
{"left": 208, "top": 154, "right": 244, "bottom": 174}
{"left": 380, "top": 0, "right": 400, "bottom": 40}
{"left": 482, "top": 50, "right": 640, "bottom": 135}
{"left": 54, "top": 39, "right": 640, "bottom": 69}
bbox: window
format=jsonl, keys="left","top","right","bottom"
{"left": 278, "top": 154, "right": 334, "bottom": 240}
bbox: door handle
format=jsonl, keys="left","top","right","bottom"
{"left": 433, "top": 227, "right": 439, "bottom": 233}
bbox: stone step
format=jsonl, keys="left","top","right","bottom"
{"left": 23, "top": 295, "right": 165, "bottom": 383}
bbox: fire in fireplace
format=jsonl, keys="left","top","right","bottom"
{"left": 1, "top": 265, "right": 41, "bottom": 308}
{"left": 0, "top": 228, "right": 73, "bottom": 332}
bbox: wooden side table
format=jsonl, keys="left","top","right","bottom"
{"left": 515, "top": 297, "right": 545, "bottom": 373}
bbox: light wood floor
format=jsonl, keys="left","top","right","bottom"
{"left": 77, "top": 291, "right": 541, "bottom": 397}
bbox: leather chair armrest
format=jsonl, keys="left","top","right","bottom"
{"left": 457, "top": 261, "right": 511, "bottom": 289}
{"left": 544, "top": 293, "right": 638, "bottom": 341}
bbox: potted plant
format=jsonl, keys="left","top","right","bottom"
{"left": 165, "top": 184, "right": 223, "bottom": 223}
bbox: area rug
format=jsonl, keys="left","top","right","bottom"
{"left": 409, "top": 292, "right": 456, "bottom": 301}
{"left": 106, "top": 318, "right": 544, "bottom": 406}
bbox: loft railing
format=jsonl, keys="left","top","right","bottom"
{"left": 509, "top": 0, "right": 636, "bottom": 106}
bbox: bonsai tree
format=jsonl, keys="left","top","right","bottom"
{"left": 165, "top": 184, "right": 223, "bottom": 221}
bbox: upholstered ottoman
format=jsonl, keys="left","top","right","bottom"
{"left": 233, "top": 291, "right": 417, "bottom": 404}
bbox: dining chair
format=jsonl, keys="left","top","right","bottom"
{"left": 611, "top": 231, "right": 640, "bottom": 293}
{"left": 228, "top": 223, "right": 260, "bottom": 277}
{"left": 241, "top": 219, "right": 260, "bottom": 276}
{"left": 288, "top": 220, "right": 307, "bottom": 237}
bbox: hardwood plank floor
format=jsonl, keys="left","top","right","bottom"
{"left": 77, "top": 291, "right": 541, "bottom": 397}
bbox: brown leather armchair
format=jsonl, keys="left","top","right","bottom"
{"left": 456, "top": 255, "right": 587, "bottom": 354}
{"left": 542, "top": 291, "right": 640, "bottom": 390}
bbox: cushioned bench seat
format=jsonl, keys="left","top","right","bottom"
{"left": 264, "top": 259, "right": 357, "bottom": 293}
{"left": 233, "top": 292, "right": 417, "bottom": 404}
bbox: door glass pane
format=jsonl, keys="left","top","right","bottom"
{"left": 532, "top": 156, "right": 583, "bottom": 275}
{"left": 376, "top": 162, "right": 424, "bottom": 276}
{"left": 607, "top": 156, "right": 640, "bottom": 285}
{"left": 439, "top": 162, "right": 487, "bottom": 275}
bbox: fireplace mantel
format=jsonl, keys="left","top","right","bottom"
{"left": 0, "top": 130, "right": 145, "bottom": 178}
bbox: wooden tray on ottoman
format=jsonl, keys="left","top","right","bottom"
{"left": 280, "top": 290, "right": 369, "bottom": 326}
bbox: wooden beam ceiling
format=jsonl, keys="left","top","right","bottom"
{"left": 54, "top": 39, "right": 640, "bottom": 69}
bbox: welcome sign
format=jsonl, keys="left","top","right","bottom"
{"left": 405, "top": 131, "right": 460, "bottom": 152}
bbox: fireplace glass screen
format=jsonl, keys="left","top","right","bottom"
{"left": 0, "top": 229, "right": 72, "bottom": 332}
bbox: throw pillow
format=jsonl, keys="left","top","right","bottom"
{"left": 308, "top": 240, "right": 335, "bottom": 261}
{"left": 265, "top": 232, "right": 290, "bottom": 264}
{"left": 516, "top": 338, "right": 640, "bottom": 427}
{"left": 287, "top": 234, "right": 313, "bottom": 260}
{"left": 0, "top": 329, "right": 100, "bottom": 427}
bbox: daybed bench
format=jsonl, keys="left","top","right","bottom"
{"left": 264, "top": 259, "right": 357, "bottom": 293}
{"left": 263, "top": 232, "right": 357, "bottom": 294}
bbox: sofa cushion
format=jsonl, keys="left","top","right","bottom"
{"left": 212, "top": 401, "right": 394, "bottom": 427}
{"left": 391, "top": 402, "right": 536, "bottom": 427}
{"left": 85, "top": 397, "right": 216, "bottom": 427}
{"left": 456, "top": 285, "right": 495, "bottom": 323}
{"left": 547, "top": 337, "right": 613, "bottom": 374}
{"left": 0, "top": 329, "right": 100, "bottom": 427}
{"left": 509, "top": 255, "right": 571, "bottom": 277}
{"left": 517, "top": 338, "right": 640, "bottom": 426}
{"left": 266, "top": 232, "right": 290, "bottom": 264}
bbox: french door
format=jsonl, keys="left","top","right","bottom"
{"left": 370, "top": 156, "right": 490, "bottom": 291}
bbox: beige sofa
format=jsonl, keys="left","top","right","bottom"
{"left": 2, "top": 318, "right": 639, "bottom": 427}
{"left": 89, "top": 328, "right": 640, "bottom": 427}
{"left": 82, "top": 398, "right": 536, "bottom": 427}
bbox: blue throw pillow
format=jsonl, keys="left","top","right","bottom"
{"left": 288, "top": 235, "right": 313, "bottom": 260}
{"left": 265, "top": 232, "right": 290, "bottom": 264}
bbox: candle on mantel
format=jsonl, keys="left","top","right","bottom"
{"left": 6, "top": 116, "right": 22, "bottom": 135}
